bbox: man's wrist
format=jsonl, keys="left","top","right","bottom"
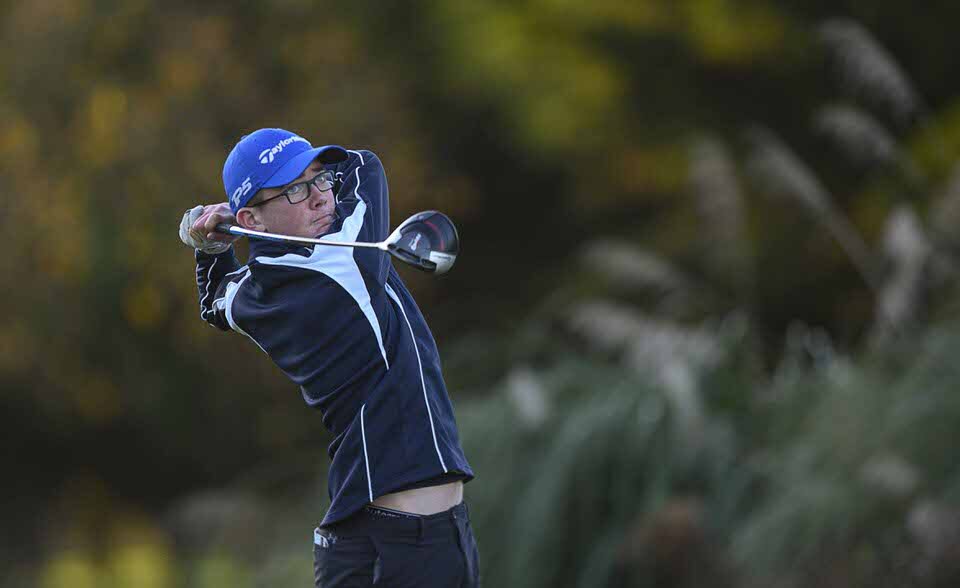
{"left": 195, "top": 243, "right": 234, "bottom": 257}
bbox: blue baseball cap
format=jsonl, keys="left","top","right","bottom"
{"left": 223, "top": 128, "right": 348, "bottom": 213}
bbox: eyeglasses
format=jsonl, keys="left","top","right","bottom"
{"left": 249, "top": 170, "right": 336, "bottom": 207}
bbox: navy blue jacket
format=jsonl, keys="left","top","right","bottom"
{"left": 194, "top": 150, "right": 473, "bottom": 525}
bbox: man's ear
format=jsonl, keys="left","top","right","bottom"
{"left": 237, "top": 207, "right": 265, "bottom": 231}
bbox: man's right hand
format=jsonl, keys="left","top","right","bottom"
{"left": 179, "top": 204, "right": 239, "bottom": 254}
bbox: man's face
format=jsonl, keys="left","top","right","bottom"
{"left": 243, "top": 158, "right": 336, "bottom": 238}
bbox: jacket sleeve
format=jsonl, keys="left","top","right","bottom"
{"left": 195, "top": 247, "right": 243, "bottom": 331}
{"left": 332, "top": 149, "right": 390, "bottom": 243}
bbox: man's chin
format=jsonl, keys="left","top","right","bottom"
{"left": 312, "top": 216, "right": 335, "bottom": 237}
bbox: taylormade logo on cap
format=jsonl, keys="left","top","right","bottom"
{"left": 259, "top": 136, "right": 310, "bottom": 164}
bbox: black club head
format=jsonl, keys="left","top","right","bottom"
{"left": 387, "top": 211, "right": 460, "bottom": 274}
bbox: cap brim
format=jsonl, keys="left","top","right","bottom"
{"left": 262, "top": 145, "right": 349, "bottom": 188}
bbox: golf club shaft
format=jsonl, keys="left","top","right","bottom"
{"left": 215, "top": 223, "right": 387, "bottom": 250}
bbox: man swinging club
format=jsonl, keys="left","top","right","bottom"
{"left": 179, "top": 128, "right": 478, "bottom": 587}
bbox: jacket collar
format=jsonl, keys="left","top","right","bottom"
{"left": 246, "top": 213, "right": 347, "bottom": 260}
{"left": 248, "top": 235, "right": 312, "bottom": 260}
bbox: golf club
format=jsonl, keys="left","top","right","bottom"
{"left": 216, "top": 210, "right": 459, "bottom": 274}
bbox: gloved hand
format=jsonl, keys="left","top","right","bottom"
{"left": 179, "top": 204, "right": 237, "bottom": 254}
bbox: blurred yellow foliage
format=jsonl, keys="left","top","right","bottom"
{"left": 615, "top": 144, "right": 690, "bottom": 195}
{"left": 0, "top": 114, "right": 40, "bottom": 171}
{"left": 75, "top": 371, "right": 122, "bottom": 425}
{"left": 25, "top": 176, "right": 92, "bottom": 283}
{"left": 680, "top": 0, "right": 787, "bottom": 65}
{"left": 40, "top": 551, "right": 99, "bottom": 588}
{"left": 909, "top": 98, "right": 960, "bottom": 180}
{"left": 8, "top": 0, "right": 89, "bottom": 37}
{"left": 0, "top": 320, "right": 35, "bottom": 375}
{"left": 443, "top": 6, "right": 528, "bottom": 86}
{"left": 521, "top": 51, "right": 625, "bottom": 153}
{"left": 189, "top": 15, "right": 233, "bottom": 57}
{"left": 194, "top": 551, "right": 255, "bottom": 588}
{"left": 531, "top": 0, "right": 674, "bottom": 31}
{"left": 181, "top": 129, "right": 229, "bottom": 190}
{"left": 431, "top": 4, "right": 627, "bottom": 156}
{"left": 106, "top": 515, "right": 175, "bottom": 588}
{"left": 123, "top": 281, "right": 168, "bottom": 331}
{"left": 50, "top": 474, "right": 113, "bottom": 544}
{"left": 106, "top": 543, "right": 175, "bottom": 588}
{"left": 160, "top": 52, "right": 203, "bottom": 97}
{"left": 121, "top": 221, "right": 162, "bottom": 273}
{"left": 81, "top": 86, "right": 129, "bottom": 168}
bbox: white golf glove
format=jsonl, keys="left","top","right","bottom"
{"left": 179, "top": 205, "right": 232, "bottom": 254}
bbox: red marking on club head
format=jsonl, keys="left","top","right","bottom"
{"left": 423, "top": 219, "right": 446, "bottom": 250}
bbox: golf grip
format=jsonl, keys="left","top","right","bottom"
{"left": 215, "top": 223, "right": 235, "bottom": 235}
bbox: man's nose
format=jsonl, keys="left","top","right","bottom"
{"left": 308, "top": 183, "right": 330, "bottom": 207}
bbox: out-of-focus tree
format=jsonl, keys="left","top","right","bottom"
{"left": 0, "top": 0, "right": 483, "bottom": 569}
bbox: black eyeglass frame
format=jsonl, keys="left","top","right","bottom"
{"left": 248, "top": 170, "right": 336, "bottom": 208}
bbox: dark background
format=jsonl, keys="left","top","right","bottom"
{"left": 4, "top": 1, "right": 960, "bottom": 586}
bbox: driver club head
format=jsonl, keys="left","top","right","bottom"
{"left": 386, "top": 211, "right": 460, "bottom": 274}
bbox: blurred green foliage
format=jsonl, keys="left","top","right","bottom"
{"left": 4, "top": 0, "right": 960, "bottom": 586}
{"left": 21, "top": 315, "right": 960, "bottom": 586}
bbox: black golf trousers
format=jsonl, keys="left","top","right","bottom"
{"left": 313, "top": 502, "right": 480, "bottom": 587}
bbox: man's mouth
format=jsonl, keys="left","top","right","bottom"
{"left": 312, "top": 215, "right": 335, "bottom": 235}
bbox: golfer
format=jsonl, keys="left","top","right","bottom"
{"left": 179, "top": 128, "right": 478, "bottom": 587}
